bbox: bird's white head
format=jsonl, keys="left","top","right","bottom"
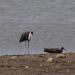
{"left": 28, "top": 32, "right": 33, "bottom": 41}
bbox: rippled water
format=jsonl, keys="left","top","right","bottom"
{"left": 0, "top": 0, "right": 75, "bottom": 55}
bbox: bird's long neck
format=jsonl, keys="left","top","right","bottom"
{"left": 28, "top": 32, "right": 32, "bottom": 40}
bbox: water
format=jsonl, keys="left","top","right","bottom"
{"left": 0, "top": 0, "right": 75, "bottom": 55}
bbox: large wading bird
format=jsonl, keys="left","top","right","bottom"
{"left": 19, "top": 31, "right": 33, "bottom": 54}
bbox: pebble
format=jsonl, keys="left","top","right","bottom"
{"left": 25, "top": 66, "right": 29, "bottom": 69}
{"left": 55, "top": 54, "right": 66, "bottom": 58}
{"left": 10, "top": 56, "right": 17, "bottom": 59}
{"left": 47, "top": 57, "right": 54, "bottom": 63}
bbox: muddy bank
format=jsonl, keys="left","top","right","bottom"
{"left": 0, "top": 53, "right": 75, "bottom": 75}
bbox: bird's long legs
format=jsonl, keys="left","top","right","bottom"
{"left": 24, "top": 41, "right": 26, "bottom": 54}
{"left": 24, "top": 41, "right": 29, "bottom": 54}
{"left": 25, "top": 41, "right": 26, "bottom": 48}
{"left": 28, "top": 41, "right": 29, "bottom": 54}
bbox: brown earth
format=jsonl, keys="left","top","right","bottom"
{"left": 0, "top": 53, "right": 75, "bottom": 75}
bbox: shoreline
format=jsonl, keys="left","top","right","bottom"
{"left": 0, "top": 52, "right": 75, "bottom": 56}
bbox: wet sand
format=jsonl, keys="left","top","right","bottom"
{"left": 0, "top": 53, "right": 75, "bottom": 75}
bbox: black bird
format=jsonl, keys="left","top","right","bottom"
{"left": 44, "top": 47, "right": 67, "bottom": 53}
{"left": 19, "top": 31, "right": 33, "bottom": 54}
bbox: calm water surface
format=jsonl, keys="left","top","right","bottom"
{"left": 0, "top": 0, "right": 75, "bottom": 55}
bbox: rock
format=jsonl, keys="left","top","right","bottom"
{"left": 10, "top": 56, "right": 17, "bottom": 59}
{"left": 55, "top": 54, "right": 66, "bottom": 58}
{"left": 47, "top": 57, "right": 54, "bottom": 63}
{"left": 67, "top": 60, "right": 72, "bottom": 63}
{"left": 25, "top": 66, "right": 29, "bottom": 69}
{"left": 39, "top": 64, "right": 43, "bottom": 67}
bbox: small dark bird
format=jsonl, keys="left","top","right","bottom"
{"left": 44, "top": 47, "right": 67, "bottom": 53}
{"left": 19, "top": 31, "right": 33, "bottom": 54}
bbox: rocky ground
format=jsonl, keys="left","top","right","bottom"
{"left": 0, "top": 53, "right": 75, "bottom": 75}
